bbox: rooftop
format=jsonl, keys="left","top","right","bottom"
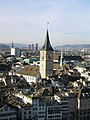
{"left": 5, "top": 94, "right": 31, "bottom": 108}
{"left": 17, "top": 65, "right": 39, "bottom": 77}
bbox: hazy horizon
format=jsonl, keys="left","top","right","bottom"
{"left": 0, "top": 0, "right": 90, "bottom": 46}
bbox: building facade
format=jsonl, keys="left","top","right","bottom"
{"left": 0, "top": 104, "right": 17, "bottom": 120}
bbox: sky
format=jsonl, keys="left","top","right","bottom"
{"left": 0, "top": 0, "right": 90, "bottom": 46}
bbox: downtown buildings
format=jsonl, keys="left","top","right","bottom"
{"left": 0, "top": 29, "right": 90, "bottom": 120}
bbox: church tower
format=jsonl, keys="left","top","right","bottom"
{"left": 60, "top": 49, "right": 64, "bottom": 68}
{"left": 40, "top": 29, "right": 54, "bottom": 78}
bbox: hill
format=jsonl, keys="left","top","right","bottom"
{"left": 0, "top": 44, "right": 9, "bottom": 49}
{"left": 54, "top": 44, "right": 90, "bottom": 50}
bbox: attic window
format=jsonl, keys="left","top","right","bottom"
{"left": 26, "top": 68, "right": 29, "bottom": 70}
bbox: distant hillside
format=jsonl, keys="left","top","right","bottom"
{"left": 54, "top": 44, "right": 90, "bottom": 50}
{"left": 5, "top": 43, "right": 28, "bottom": 48}
{"left": 0, "top": 43, "right": 90, "bottom": 50}
{"left": 0, "top": 44, "right": 9, "bottom": 49}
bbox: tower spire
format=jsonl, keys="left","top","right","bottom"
{"left": 41, "top": 23, "right": 53, "bottom": 51}
{"left": 47, "top": 22, "right": 49, "bottom": 30}
{"left": 60, "top": 49, "right": 64, "bottom": 68}
{"left": 12, "top": 41, "right": 14, "bottom": 48}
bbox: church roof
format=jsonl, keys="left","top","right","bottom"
{"left": 17, "top": 65, "right": 39, "bottom": 77}
{"left": 41, "top": 30, "right": 53, "bottom": 51}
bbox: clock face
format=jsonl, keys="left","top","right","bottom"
{"left": 40, "top": 51, "right": 45, "bottom": 60}
{"left": 41, "top": 54, "right": 44, "bottom": 60}
{"left": 40, "top": 51, "right": 53, "bottom": 60}
{"left": 50, "top": 52, "right": 53, "bottom": 59}
{"left": 47, "top": 52, "right": 53, "bottom": 59}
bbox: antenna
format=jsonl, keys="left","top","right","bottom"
{"left": 47, "top": 22, "right": 49, "bottom": 30}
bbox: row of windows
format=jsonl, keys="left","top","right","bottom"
{"left": 70, "top": 110, "right": 90, "bottom": 116}
{"left": 0, "top": 112, "right": 16, "bottom": 117}
{"left": 62, "top": 98, "right": 68, "bottom": 101}
{"left": 39, "top": 107, "right": 44, "bottom": 110}
{"left": 39, "top": 112, "right": 45, "bottom": 114}
{"left": 48, "top": 111, "right": 61, "bottom": 114}
{"left": 61, "top": 102, "right": 68, "bottom": 105}
{"left": 32, "top": 107, "right": 37, "bottom": 111}
{"left": 2, "top": 118, "right": 17, "bottom": 120}
{"left": 24, "top": 115, "right": 31, "bottom": 119}
{"left": 76, "top": 117, "right": 90, "bottom": 120}
{"left": 24, "top": 107, "right": 31, "bottom": 110}
{"left": 39, "top": 115, "right": 45, "bottom": 118}
{"left": 9, "top": 118, "right": 17, "bottom": 120}
{"left": 77, "top": 111, "right": 90, "bottom": 115}
{"left": 1, "top": 106, "right": 14, "bottom": 112}
{"left": 48, "top": 115, "right": 61, "bottom": 118}
{"left": 33, "top": 99, "right": 38, "bottom": 102}
{"left": 25, "top": 76, "right": 35, "bottom": 80}
{"left": 48, "top": 107, "right": 61, "bottom": 111}
{"left": 24, "top": 111, "right": 31, "bottom": 115}
{"left": 32, "top": 106, "right": 45, "bottom": 110}
{"left": 32, "top": 103, "right": 38, "bottom": 106}
{"left": 62, "top": 106, "right": 68, "bottom": 108}
{"left": 62, "top": 110, "right": 68, "bottom": 113}
{"left": 39, "top": 103, "right": 45, "bottom": 106}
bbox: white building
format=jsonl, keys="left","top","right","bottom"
{"left": 11, "top": 47, "right": 21, "bottom": 57}
{"left": 16, "top": 65, "right": 41, "bottom": 83}
{"left": 54, "top": 92, "right": 69, "bottom": 120}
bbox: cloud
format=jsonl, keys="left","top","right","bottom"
{"left": 0, "top": 0, "right": 90, "bottom": 45}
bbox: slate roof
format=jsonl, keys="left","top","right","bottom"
{"left": 16, "top": 78, "right": 31, "bottom": 88}
{"left": 5, "top": 94, "right": 31, "bottom": 108}
{"left": 5, "top": 75, "right": 20, "bottom": 86}
{"left": 41, "top": 30, "right": 53, "bottom": 51}
{"left": 36, "top": 87, "right": 52, "bottom": 97}
{"left": 63, "top": 56, "right": 83, "bottom": 61}
{"left": 0, "top": 81, "right": 5, "bottom": 87}
{"left": 17, "top": 65, "right": 39, "bottom": 77}
{"left": 42, "top": 88, "right": 52, "bottom": 96}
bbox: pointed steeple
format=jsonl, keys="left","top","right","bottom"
{"left": 12, "top": 41, "right": 14, "bottom": 48}
{"left": 60, "top": 49, "right": 64, "bottom": 68}
{"left": 41, "top": 29, "right": 53, "bottom": 51}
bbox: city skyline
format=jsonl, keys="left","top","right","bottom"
{"left": 0, "top": 0, "right": 90, "bottom": 46}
